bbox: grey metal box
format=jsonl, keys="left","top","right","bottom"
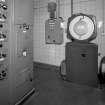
{"left": 45, "top": 18, "right": 63, "bottom": 44}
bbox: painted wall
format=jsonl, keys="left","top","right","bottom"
{"left": 34, "top": 0, "right": 105, "bottom": 67}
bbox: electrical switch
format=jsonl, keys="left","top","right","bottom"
{"left": 0, "top": 67, "right": 7, "bottom": 80}
{"left": 0, "top": 57, "right": 4, "bottom": 61}
{"left": 22, "top": 51, "right": 27, "bottom": 57}
{"left": 2, "top": 34, "right": 6, "bottom": 38}
{"left": 0, "top": 1, "right": 7, "bottom": 10}
{"left": 0, "top": 24, "right": 3, "bottom": 28}
{"left": 0, "top": 33, "right": 6, "bottom": 41}
{"left": 0, "top": 53, "right": 6, "bottom": 61}
{"left": 0, "top": 44, "right": 3, "bottom": 47}
{"left": 2, "top": 53, "right": 6, "bottom": 57}
{"left": 0, "top": 13, "right": 7, "bottom": 22}
{"left": 2, "top": 4, "right": 7, "bottom": 10}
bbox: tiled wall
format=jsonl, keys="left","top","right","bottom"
{"left": 34, "top": 0, "right": 105, "bottom": 67}
{"left": 34, "top": 0, "right": 70, "bottom": 66}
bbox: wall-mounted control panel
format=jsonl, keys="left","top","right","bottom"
{"left": 45, "top": 18, "right": 63, "bottom": 44}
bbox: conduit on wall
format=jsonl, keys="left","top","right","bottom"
{"left": 56, "top": 0, "right": 60, "bottom": 18}
{"left": 71, "top": 0, "right": 73, "bottom": 15}
{"left": 103, "top": 0, "right": 104, "bottom": 35}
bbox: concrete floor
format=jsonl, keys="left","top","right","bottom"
{"left": 23, "top": 68, "right": 105, "bottom": 105}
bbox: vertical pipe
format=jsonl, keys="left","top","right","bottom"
{"left": 103, "top": 0, "right": 104, "bottom": 34}
{"left": 56, "top": 0, "right": 60, "bottom": 18}
{"left": 71, "top": 0, "right": 73, "bottom": 16}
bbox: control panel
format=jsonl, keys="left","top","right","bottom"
{"left": 45, "top": 18, "right": 63, "bottom": 44}
{"left": 0, "top": 0, "right": 8, "bottom": 80}
{"left": 0, "top": 0, "right": 34, "bottom": 105}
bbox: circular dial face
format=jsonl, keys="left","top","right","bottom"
{"left": 73, "top": 20, "right": 88, "bottom": 36}
{"left": 69, "top": 15, "right": 95, "bottom": 40}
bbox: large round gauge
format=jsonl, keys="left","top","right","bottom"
{"left": 67, "top": 13, "right": 97, "bottom": 42}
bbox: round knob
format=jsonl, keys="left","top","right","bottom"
{"left": 2, "top": 5, "right": 7, "bottom": 10}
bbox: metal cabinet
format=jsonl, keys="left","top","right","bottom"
{"left": 0, "top": 0, "right": 34, "bottom": 105}
{"left": 66, "top": 42, "right": 98, "bottom": 87}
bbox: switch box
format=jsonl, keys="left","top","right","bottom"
{"left": 45, "top": 18, "right": 63, "bottom": 44}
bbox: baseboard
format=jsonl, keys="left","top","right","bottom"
{"left": 34, "top": 62, "right": 60, "bottom": 71}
